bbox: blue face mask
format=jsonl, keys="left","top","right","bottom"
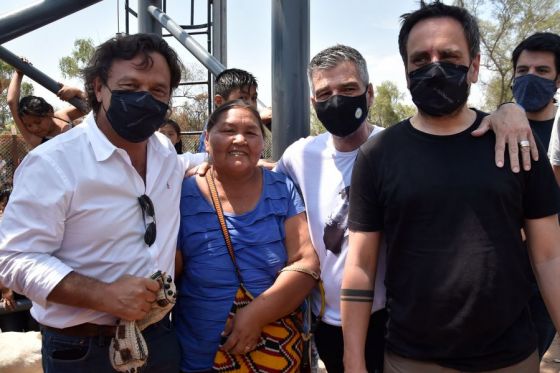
{"left": 105, "top": 90, "right": 169, "bottom": 143}
{"left": 512, "top": 74, "right": 558, "bottom": 113}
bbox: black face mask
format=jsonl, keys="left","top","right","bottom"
{"left": 314, "top": 88, "right": 369, "bottom": 137}
{"left": 409, "top": 62, "right": 470, "bottom": 117}
{"left": 105, "top": 90, "right": 169, "bottom": 143}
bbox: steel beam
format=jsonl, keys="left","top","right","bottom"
{"left": 148, "top": 5, "right": 225, "bottom": 76}
{"left": 0, "top": 46, "right": 89, "bottom": 114}
{"left": 138, "top": 0, "right": 162, "bottom": 35}
{"left": 212, "top": 0, "right": 227, "bottom": 67}
{"left": 0, "top": 0, "right": 102, "bottom": 45}
{"left": 271, "top": 0, "right": 310, "bottom": 160}
{"left": 148, "top": 5, "right": 268, "bottom": 111}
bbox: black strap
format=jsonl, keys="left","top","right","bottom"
{"left": 205, "top": 169, "right": 244, "bottom": 285}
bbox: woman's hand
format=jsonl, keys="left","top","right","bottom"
{"left": 220, "top": 305, "right": 264, "bottom": 355}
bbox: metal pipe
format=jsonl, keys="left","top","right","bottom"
{"left": 125, "top": 0, "right": 130, "bottom": 34}
{"left": 206, "top": 0, "right": 212, "bottom": 115}
{"left": 148, "top": 5, "right": 225, "bottom": 76}
{"left": 271, "top": 0, "right": 310, "bottom": 159}
{"left": 0, "top": 46, "right": 89, "bottom": 114}
{"left": 148, "top": 5, "right": 267, "bottom": 110}
{"left": 0, "top": 0, "right": 102, "bottom": 44}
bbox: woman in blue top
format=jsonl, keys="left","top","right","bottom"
{"left": 175, "top": 100, "right": 319, "bottom": 372}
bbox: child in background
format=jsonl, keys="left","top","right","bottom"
{"left": 160, "top": 119, "right": 184, "bottom": 154}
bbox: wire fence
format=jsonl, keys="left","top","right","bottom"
{"left": 180, "top": 131, "right": 204, "bottom": 153}
{"left": 0, "top": 130, "right": 273, "bottom": 212}
{"left": 0, "top": 134, "right": 30, "bottom": 212}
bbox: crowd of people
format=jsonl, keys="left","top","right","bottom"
{"left": 0, "top": 1, "right": 559, "bottom": 373}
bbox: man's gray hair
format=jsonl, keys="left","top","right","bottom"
{"left": 307, "top": 44, "right": 369, "bottom": 91}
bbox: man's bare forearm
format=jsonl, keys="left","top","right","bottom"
{"left": 47, "top": 271, "right": 160, "bottom": 321}
{"left": 340, "top": 288, "right": 374, "bottom": 303}
{"left": 534, "top": 257, "right": 560, "bottom": 331}
{"left": 47, "top": 271, "right": 109, "bottom": 312}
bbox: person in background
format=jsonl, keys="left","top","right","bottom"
{"left": 197, "top": 68, "right": 271, "bottom": 153}
{"left": 512, "top": 32, "right": 560, "bottom": 149}
{"left": 7, "top": 60, "right": 87, "bottom": 148}
{"left": 342, "top": 2, "right": 560, "bottom": 372}
{"left": 175, "top": 100, "right": 319, "bottom": 372}
{"left": 549, "top": 107, "right": 560, "bottom": 184}
{"left": 160, "top": 118, "right": 184, "bottom": 154}
{"left": 511, "top": 31, "right": 560, "bottom": 359}
{"left": 0, "top": 281, "right": 38, "bottom": 332}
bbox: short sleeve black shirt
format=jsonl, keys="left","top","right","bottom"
{"left": 348, "top": 111, "right": 560, "bottom": 371}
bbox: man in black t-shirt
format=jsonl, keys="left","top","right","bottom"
{"left": 512, "top": 32, "right": 560, "bottom": 150}
{"left": 511, "top": 32, "right": 560, "bottom": 360}
{"left": 341, "top": 2, "right": 560, "bottom": 373}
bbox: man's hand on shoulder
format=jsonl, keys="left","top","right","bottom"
{"left": 185, "top": 161, "right": 210, "bottom": 178}
{"left": 258, "top": 159, "right": 276, "bottom": 170}
{"left": 471, "top": 103, "right": 538, "bottom": 173}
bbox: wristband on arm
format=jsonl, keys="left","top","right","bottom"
{"left": 340, "top": 288, "right": 374, "bottom": 302}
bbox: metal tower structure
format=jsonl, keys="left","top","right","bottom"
{"left": 0, "top": 0, "right": 310, "bottom": 159}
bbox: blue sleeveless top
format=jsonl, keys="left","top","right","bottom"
{"left": 175, "top": 168, "right": 305, "bottom": 372}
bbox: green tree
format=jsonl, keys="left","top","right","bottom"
{"left": 59, "top": 38, "right": 96, "bottom": 79}
{"left": 173, "top": 63, "right": 211, "bottom": 132}
{"left": 310, "top": 108, "right": 325, "bottom": 136}
{"left": 455, "top": 0, "right": 560, "bottom": 110}
{"left": 0, "top": 61, "right": 33, "bottom": 130}
{"left": 176, "top": 92, "right": 209, "bottom": 132}
{"left": 369, "top": 81, "right": 416, "bottom": 127}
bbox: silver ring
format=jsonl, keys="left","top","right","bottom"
{"left": 519, "top": 140, "right": 530, "bottom": 148}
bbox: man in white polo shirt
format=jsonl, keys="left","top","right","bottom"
{"left": 0, "top": 33, "right": 201, "bottom": 373}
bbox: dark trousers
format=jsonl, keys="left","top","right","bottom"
{"left": 384, "top": 350, "right": 538, "bottom": 373}
{"left": 41, "top": 317, "right": 180, "bottom": 373}
{"left": 314, "top": 308, "right": 387, "bottom": 373}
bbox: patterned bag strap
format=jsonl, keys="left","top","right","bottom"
{"left": 205, "top": 169, "right": 244, "bottom": 285}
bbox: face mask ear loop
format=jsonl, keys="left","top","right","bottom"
{"left": 98, "top": 83, "right": 112, "bottom": 119}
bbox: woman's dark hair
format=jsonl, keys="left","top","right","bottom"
{"left": 206, "top": 99, "right": 266, "bottom": 139}
{"left": 83, "top": 33, "right": 183, "bottom": 113}
{"left": 162, "top": 119, "right": 183, "bottom": 154}
{"left": 18, "top": 95, "right": 54, "bottom": 117}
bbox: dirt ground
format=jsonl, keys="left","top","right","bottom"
{"left": 541, "top": 334, "right": 560, "bottom": 372}
{"left": 315, "top": 335, "right": 560, "bottom": 372}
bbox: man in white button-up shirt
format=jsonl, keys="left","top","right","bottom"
{"left": 0, "top": 33, "right": 201, "bottom": 373}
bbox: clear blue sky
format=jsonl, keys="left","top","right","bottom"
{"left": 1, "top": 0, "right": 487, "bottom": 111}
